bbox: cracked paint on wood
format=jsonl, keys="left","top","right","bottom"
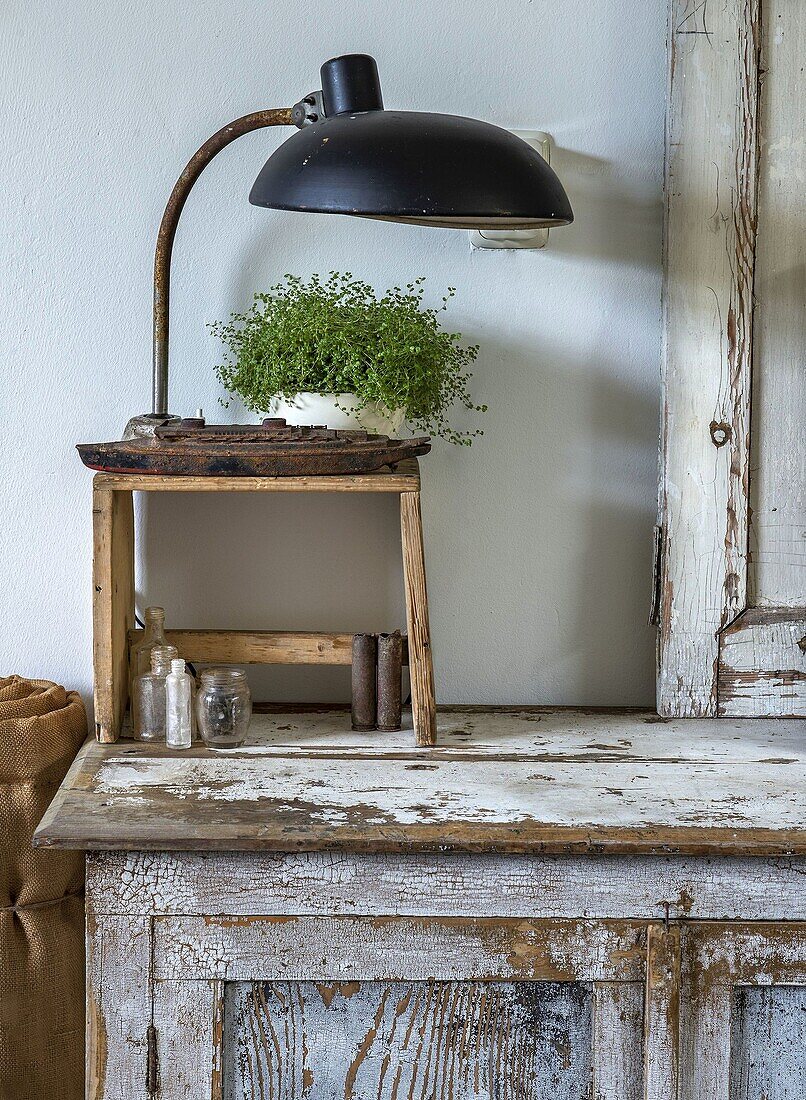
{"left": 152, "top": 916, "right": 646, "bottom": 984}
{"left": 87, "top": 850, "right": 806, "bottom": 922}
{"left": 85, "top": 912, "right": 151, "bottom": 1100}
{"left": 145, "top": 922, "right": 644, "bottom": 1099}
{"left": 680, "top": 923, "right": 806, "bottom": 1098}
{"left": 661, "top": 0, "right": 806, "bottom": 717}
{"left": 591, "top": 983, "right": 644, "bottom": 1100}
{"left": 659, "top": 0, "right": 761, "bottom": 716}
{"left": 83, "top": 872, "right": 806, "bottom": 1098}
{"left": 718, "top": 609, "right": 806, "bottom": 716}
{"left": 644, "top": 925, "right": 680, "bottom": 1100}
{"left": 747, "top": 0, "right": 806, "bottom": 614}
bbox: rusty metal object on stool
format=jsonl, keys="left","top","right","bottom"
{"left": 376, "top": 631, "right": 403, "bottom": 731}
{"left": 351, "top": 634, "right": 377, "bottom": 731}
{"left": 77, "top": 419, "right": 430, "bottom": 476}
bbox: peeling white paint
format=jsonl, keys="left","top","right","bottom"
{"left": 88, "top": 710, "right": 806, "bottom": 830}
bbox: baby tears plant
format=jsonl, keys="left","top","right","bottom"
{"left": 210, "top": 272, "right": 485, "bottom": 444}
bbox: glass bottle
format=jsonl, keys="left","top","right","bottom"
{"left": 165, "top": 659, "right": 192, "bottom": 750}
{"left": 133, "top": 645, "right": 176, "bottom": 742}
{"left": 196, "top": 668, "right": 252, "bottom": 749}
{"left": 130, "top": 607, "right": 167, "bottom": 730}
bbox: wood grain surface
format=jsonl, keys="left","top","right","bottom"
{"left": 718, "top": 609, "right": 806, "bottom": 716}
{"left": 400, "top": 491, "right": 436, "bottom": 746}
{"left": 92, "top": 486, "right": 134, "bottom": 743}
{"left": 127, "top": 629, "right": 367, "bottom": 666}
{"left": 221, "top": 980, "right": 593, "bottom": 1100}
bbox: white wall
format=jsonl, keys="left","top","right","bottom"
{"left": 0, "top": 0, "right": 665, "bottom": 707}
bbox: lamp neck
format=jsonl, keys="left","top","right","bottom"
{"left": 151, "top": 107, "right": 294, "bottom": 417}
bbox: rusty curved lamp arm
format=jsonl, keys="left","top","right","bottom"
{"left": 151, "top": 107, "right": 295, "bottom": 418}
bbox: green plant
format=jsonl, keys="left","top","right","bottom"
{"left": 210, "top": 272, "right": 485, "bottom": 444}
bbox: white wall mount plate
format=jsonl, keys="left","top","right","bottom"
{"left": 469, "top": 131, "right": 552, "bottom": 250}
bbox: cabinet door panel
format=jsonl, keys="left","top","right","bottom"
{"left": 150, "top": 917, "right": 647, "bottom": 1100}
{"left": 222, "top": 980, "right": 593, "bottom": 1100}
{"left": 729, "top": 986, "right": 806, "bottom": 1099}
{"left": 680, "top": 924, "right": 806, "bottom": 1100}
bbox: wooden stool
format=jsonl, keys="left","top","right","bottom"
{"left": 91, "top": 458, "right": 436, "bottom": 747}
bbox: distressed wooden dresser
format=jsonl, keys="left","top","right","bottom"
{"left": 36, "top": 707, "right": 805, "bottom": 1098}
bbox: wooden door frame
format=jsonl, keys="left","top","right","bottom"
{"left": 148, "top": 915, "right": 661, "bottom": 1099}
{"left": 657, "top": 0, "right": 805, "bottom": 716}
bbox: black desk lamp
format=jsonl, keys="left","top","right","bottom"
{"left": 127, "top": 54, "right": 573, "bottom": 437}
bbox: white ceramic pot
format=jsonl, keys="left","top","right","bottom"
{"left": 271, "top": 393, "right": 406, "bottom": 435}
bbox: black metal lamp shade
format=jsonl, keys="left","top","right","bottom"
{"left": 121, "top": 52, "right": 575, "bottom": 431}
{"left": 250, "top": 55, "right": 573, "bottom": 230}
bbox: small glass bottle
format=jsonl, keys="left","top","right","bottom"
{"left": 165, "top": 659, "right": 193, "bottom": 749}
{"left": 130, "top": 607, "right": 167, "bottom": 730}
{"left": 196, "top": 668, "right": 252, "bottom": 749}
{"left": 133, "top": 645, "right": 176, "bottom": 742}
{"left": 131, "top": 607, "right": 168, "bottom": 681}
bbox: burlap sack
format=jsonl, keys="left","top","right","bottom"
{"left": 0, "top": 676, "right": 87, "bottom": 1100}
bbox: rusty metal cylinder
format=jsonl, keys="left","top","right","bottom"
{"left": 376, "top": 631, "right": 403, "bottom": 732}
{"left": 351, "top": 633, "right": 377, "bottom": 731}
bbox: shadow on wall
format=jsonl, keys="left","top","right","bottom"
{"left": 412, "top": 141, "right": 663, "bottom": 705}
{"left": 555, "top": 147, "right": 663, "bottom": 271}
{"left": 423, "top": 329, "right": 659, "bottom": 707}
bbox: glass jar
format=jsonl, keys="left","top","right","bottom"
{"left": 196, "top": 668, "right": 251, "bottom": 748}
{"left": 133, "top": 645, "right": 177, "bottom": 742}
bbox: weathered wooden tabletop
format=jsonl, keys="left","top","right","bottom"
{"left": 34, "top": 707, "right": 806, "bottom": 856}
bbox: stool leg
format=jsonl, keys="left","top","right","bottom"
{"left": 400, "top": 491, "right": 436, "bottom": 746}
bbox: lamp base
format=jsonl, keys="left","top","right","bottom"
{"left": 123, "top": 412, "right": 182, "bottom": 440}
